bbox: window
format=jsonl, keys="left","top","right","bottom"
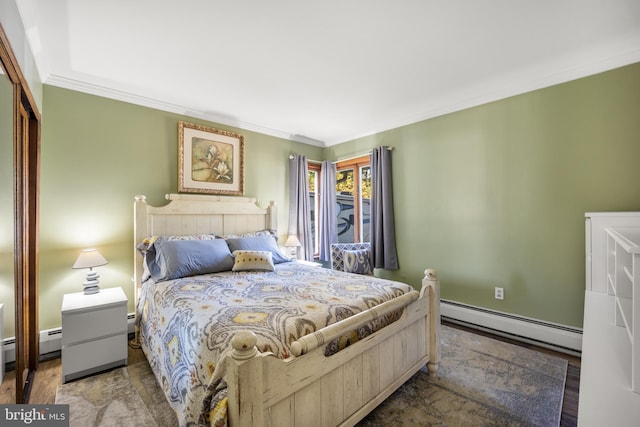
{"left": 307, "top": 165, "right": 320, "bottom": 255}
{"left": 307, "top": 156, "right": 370, "bottom": 257}
{"left": 336, "top": 156, "right": 370, "bottom": 243}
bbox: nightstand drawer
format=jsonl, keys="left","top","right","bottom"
{"left": 62, "top": 303, "right": 127, "bottom": 345}
{"left": 60, "top": 287, "right": 129, "bottom": 383}
{"left": 62, "top": 333, "right": 127, "bottom": 381}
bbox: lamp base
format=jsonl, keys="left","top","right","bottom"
{"left": 83, "top": 286, "right": 100, "bottom": 295}
{"left": 86, "top": 271, "right": 100, "bottom": 280}
{"left": 83, "top": 276, "right": 100, "bottom": 295}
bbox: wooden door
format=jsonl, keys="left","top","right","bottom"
{"left": 1, "top": 22, "right": 41, "bottom": 404}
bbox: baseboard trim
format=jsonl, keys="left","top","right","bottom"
{"left": 441, "top": 299, "right": 583, "bottom": 356}
{"left": 2, "top": 313, "right": 136, "bottom": 367}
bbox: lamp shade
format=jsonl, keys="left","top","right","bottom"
{"left": 284, "top": 235, "right": 301, "bottom": 247}
{"left": 72, "top": 249, "right": 108, "bottom": 270}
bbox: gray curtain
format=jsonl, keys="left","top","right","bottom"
{"left": 370, "top": 146, "right": 399, "bottom": 269}
{"left": 319, "top": 160, "right": 337, "bottom": 262}
{"left": 288, "top": 155, "right": 313, "bottom": 260}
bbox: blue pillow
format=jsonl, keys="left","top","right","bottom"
{"left": 343, "top": 249, "right": 372, "bottom": 275}
{"left": 225, "top": 235, "right": 291, "bottom": 264}
{"left": 151, "top": 238, "right": 234, "bottom": 281}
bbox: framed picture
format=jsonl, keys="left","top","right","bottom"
{"left": 178, "top": 121, "right": 245, "bottom": 195}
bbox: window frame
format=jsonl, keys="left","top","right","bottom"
{"left": 307, "top": 155, "right": 371, "bottom": 257}
{"left": 307, "top": 163, "right": 321, "bottom": 256}
{"left": 335, "top": 155, "right": 370, "bottom": 243}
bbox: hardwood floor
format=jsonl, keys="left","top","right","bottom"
{"left": 0, "top": 340, "right": 147, "bottom": 405}
{"left": 1, "top": 326, "right": 581, "bottom": 426}
{"left": 562, "top": 362, "right": 581, "bottom": 426}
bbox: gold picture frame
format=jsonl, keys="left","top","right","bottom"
{"left": 178, "top": 121, "right": 245, "bottom": 195}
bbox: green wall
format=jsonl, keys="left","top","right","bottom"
{"left": 37, "top": 86, "right": 323, "bottom": 332}
{"left": 8, "top": 61, "right": 640, "bottom": 337}
{"left": 327, "top": 62, "right": 640, "bottom": 327}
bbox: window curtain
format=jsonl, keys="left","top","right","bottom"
{"left": 288, "top": 155, "right": 313, "bottom": 260}
{"left": 370, "top": 146, "right": 399, "bottom": 269}
{"left": 319, "top": 160, "right": 337, "bottom": 262}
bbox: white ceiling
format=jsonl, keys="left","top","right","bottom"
{"left": 16, "top": 0, "right": 640, "bottom": 146}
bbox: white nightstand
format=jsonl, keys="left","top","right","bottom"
{"left": 61, "top": 287, "right": 128, "bottom": 383}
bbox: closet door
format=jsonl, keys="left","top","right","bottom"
{"left": 1, "top": 22, "right": 41, "bottom": 404}
{"left": 15, "top": 100, "right": 40, "bottom": 403}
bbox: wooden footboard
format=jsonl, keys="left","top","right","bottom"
{"left": 226, "top": 269, "right": 441, "bottom": 427}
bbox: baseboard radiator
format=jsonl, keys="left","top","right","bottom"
{"left": 2, "top": 313, "right": 136, "bottom": 366}
{"left": 441, "top": 299, "right": 583, "bottom": 356}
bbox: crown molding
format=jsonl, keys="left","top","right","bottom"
{"left": 44, "top": 43, "right": 640, "bottom": 149}
{"left": 43, "top": 74, "right": 326, "bottom": 147}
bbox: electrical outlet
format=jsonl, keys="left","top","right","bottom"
{"left": 495, "top": 287, "right": 504, "bottom": 300}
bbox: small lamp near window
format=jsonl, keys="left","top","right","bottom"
{"left": 72, "top": 249, "right": 108, "bottom": 295}
{"left": 284, "top": 235, "right": 301, "bottom": 258}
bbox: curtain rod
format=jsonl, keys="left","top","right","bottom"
{"left": 289, "top": 146, "right": 393, "bottom": 164}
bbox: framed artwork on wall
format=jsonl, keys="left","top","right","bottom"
{"left": 178, "top": 121, "right": 245, "bottom": 195}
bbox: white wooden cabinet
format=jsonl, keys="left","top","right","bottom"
{"left": 606, "top": 227, "right": 640, "bottom": 393}
{"left": 580, "top": 214, "right": 640, "bottom": 425}
{"left": 585, "top": 212, "right": 640, "bottom": 292}
{"left": 61, "top": 287, "right": 128, "bottom": 383}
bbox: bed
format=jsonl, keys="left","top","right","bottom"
{"left": 133, "top": 193, "right": 441, "bottom": 427}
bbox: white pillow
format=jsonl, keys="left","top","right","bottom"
{"left": 232, "top": 250, "right": 275, "bottom": 272}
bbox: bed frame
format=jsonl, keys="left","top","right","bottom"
{"left": 133, "top": 193, "right": 441, "bottom": 427}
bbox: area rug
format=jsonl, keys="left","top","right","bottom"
{"left": 358, "top": 326, "right": 567, "bottom": 427}
{"left": 55, "top": 325, "right": 567, "bottom": 426}
{"left": 55, "top": 361, "right": 177, "bottom": 427}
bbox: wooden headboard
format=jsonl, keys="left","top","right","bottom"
{"left": 133, "top": 193, "right": 277, "bottom": 297}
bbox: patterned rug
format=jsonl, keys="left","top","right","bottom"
{"left": 55, "top": 325, "right": 567, "bottom": 426}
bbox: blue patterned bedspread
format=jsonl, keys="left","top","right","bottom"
{"left": 137, "top": 261, "right": 414, "bottom": 426}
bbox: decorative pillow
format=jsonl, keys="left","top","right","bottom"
{"left": 343, "top": 249, "right": 372, "bottom": 275}
{"left": 218, "top": 229, "right": 277, "bottom": 241}
{"left": 139, "top": 238, "right": 162, "bottom": 281}
{"left": 151, "top": 238, "right": 234, "bottom": 281}
{"left": 136, "top": 234, "right": 216, "bottom": 255}
{"left": 136, "top": 236, "right": 158, "bottom": 256}
{"left": 225, "top": 235, "right": 290, "bottom": 264}
{"left": 232, "top": 250, "right": 275, "bottom": 272}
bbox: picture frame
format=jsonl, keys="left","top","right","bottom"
{"left": 178, "top": 121, "right": 245, "bottom": 195}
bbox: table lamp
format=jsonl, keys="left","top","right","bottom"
{"left": 72, "top": 248, "right": 108, "bottom": 294}
{"left": 284, "top": 235, "right": 301, "bottom": 258}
